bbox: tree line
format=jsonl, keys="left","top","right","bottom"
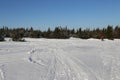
{"left": 0, "top": 25, "right": 120, "bottom": 41}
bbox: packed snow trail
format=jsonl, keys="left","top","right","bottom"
{"left": 0, "top": 38, "right": 120, "bottom": 80}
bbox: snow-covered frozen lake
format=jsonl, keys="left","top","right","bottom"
{"left": 0, "top": 38, "right": 120, "bottom": 80}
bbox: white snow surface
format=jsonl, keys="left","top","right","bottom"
{"left": 0, "top": 38, "right": 120, "bottom": 80}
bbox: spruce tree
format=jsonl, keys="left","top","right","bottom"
{"left": 106, "top": 25, "right": 114, "bottom": 40}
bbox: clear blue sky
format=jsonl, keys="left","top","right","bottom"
{"left": 0, "top": 0, "right": 120, "bottom": 30}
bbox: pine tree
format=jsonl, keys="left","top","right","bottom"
{"left": 46, "top": 27, "right": 52, "bottom": 38}
{"left": 53, "top": 27, "right": 61, "bottom": 38}
{"left": 106, "top": 25, "right": 114, "bottom": 40}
